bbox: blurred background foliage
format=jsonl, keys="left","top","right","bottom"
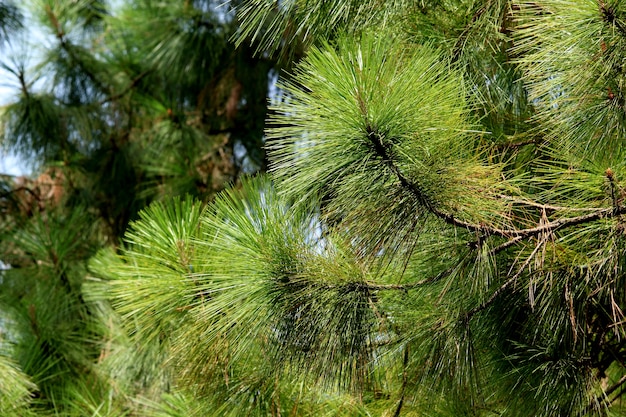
{"left": 0, "top": 0, "right": 275, "bottom": 414}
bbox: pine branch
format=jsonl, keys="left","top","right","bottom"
{"left": 366, "top": 128, "right": 435, "bottom": 210}
{"left": 493, "top": 138, "right": 539, "bottom": 150}
{"left": 99, "top": 70, "right": 151, "bottom": 105}
{"left": 465, "top": 232, "right": 552, "bottom": 322}
{"left": 367, "top": 125, "right": 624, "bottom": 238}
{"left": 496, "top": 194, "right": 602, "bottom": 212}
{"left": 580, "top": 374, "right": 626, "bottom": 416}
{"left": 273, "top": 266, "right": 451, "bottom": 296}
{"left": 45, "top": 5, "right": 107, "bottom": 95}
{"left": 0, "top": 186, "right": 40, "bottom": 201}
{"left": 361, "top": 281, "right": 431, "bottom": 291}
{"left": 280, "top": 277, "right": 438, "bottom": 293}
{"left": 599, "top": 1, "right": 626, "bottom": 38}
{"left": 490, "top": 236, "right": 523, "bottom": 255}
{"left": 364, "top": 267, "right": 454, "bottom": 291}
{"left": 451, "top": 2, "right": 489, "bottom": 62}
{"left": 17, "top": 68, "right": 29, "bottom": 99}
{"left": 392, "top": 345, "right": 409, "bottom": 417}
{"left": 606, "top": 374, "right": 626, "bottom": 402}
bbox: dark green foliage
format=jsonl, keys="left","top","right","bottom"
{"left": 0, "top": 209, "right": 104, "bottom": 413}
{"left": 0, "top": 0, "right": 21, "bottom": 44}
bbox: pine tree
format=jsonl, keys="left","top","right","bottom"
{"left": 5, "top": 0, "right": 626, "bottom": 416}
{"left": 89, "top": 0, "right": 626, "bottom": 415}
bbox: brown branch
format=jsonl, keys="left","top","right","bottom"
{"left": 490, "top": 236, "right": 523, "bottom": 255}
{"left": 0, "top": 186, "right": 41, "bottom": 201}
{"left": 393, "top": 345, "right": 410, "bottom": 417}
{"left": 465, "top": 233, "right": 551, "bottom": 321}
{"left": 496, "top": 194, "right": 602, "bottom": 212}
{"left": 580, "top": 374, "right": 626, "bottom": 416}
{"left": 494, "top": 138, "right": 538, "bottom": 150}
{"left": 435, "top": 206, "right": 617, "bottom": 238}
{"left": 488, "top": 195, "right": 602, "bottom": 254}
{"left": 511, "top": 208, "right": 617, "bottom": 235}
{"left": 366, "top": 127, "right": 622, "bottom": 239}
{"left": 99, "top": 70, "right": 151, "bottom": 105}
{"left": 45, "top": 5, "right": 107, "bottom": 94}
{"left": 451, "top": 2, "right": 490, "bottom": 62}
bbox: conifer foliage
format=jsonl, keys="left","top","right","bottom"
{"left": 5, "top": 0, "right": 626, "bottom": 416}
{"left": 0, "top": 0, "right": 271, "bottom": 415}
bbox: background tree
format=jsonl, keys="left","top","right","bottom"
{"left": 0, "top": 0, "right": 273, "bottom": 414}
